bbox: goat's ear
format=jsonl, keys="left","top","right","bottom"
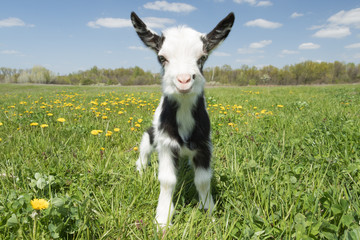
{"left": 204, "top": 12, "right": 235, "bottom": 53}
{"left": 130, "top": 12, "right": 163, "bottom": 52}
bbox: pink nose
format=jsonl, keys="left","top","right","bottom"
{"left": 177, "top": 74, "right": 191, "bottom": 84}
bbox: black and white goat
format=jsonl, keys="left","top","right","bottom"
{"left": 130, "top": 12, "right": 235, "bottom": 227}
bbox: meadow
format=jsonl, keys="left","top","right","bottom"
{"left": 0, "top": 83, "right": 359, "bottom": 239}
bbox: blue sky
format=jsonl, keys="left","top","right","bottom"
{"left": 1, "top": 0, "right": 360, "bottom": 74}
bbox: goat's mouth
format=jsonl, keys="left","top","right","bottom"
{"left": 176, "top": 85, "right": 193, "bottom": 94}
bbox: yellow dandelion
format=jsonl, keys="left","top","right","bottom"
{"left": 30, "top": 122, "right": 39, "bottom": 126}
{"left": 137, "top": 119, "right": 143, "bottom": 123}
{"left": 114, "top": 128, "right": 120, "bottom": 132}
{"left": 131, "top": 127, "right": 135, "bottom": 131}
{"left": 0, "top": 122, "right": 3, "bottom": 126}
{"left": 30, "top": 198, "right": 49, "bottom": 210}
{"left": 57, "top": 118, "right": 66, "bottom": 123}
{"left": 40, "top": 124, "right": 48, "bottom": 128}
{"left": 47, "top": 113, "right": 53, "bottom": 116}
{"left": 105, "top": 131, "right": 113, "bottom": 137}
{"left": 228, "top": 123, "right": 234, "bottom": 126}
{"left": 91, "top": 130, "right": 99, "bottom": 135}
{"left": 102, "top": 116, "right": 108, "bottom": 120}
{"left": 133, "top": 147, "right": 139, "bottom": 151}
{"left": 118, "top": 111, "right": 124, "bottom": 115}
{"left": 0, "top": 138, "right": 2, "bottom": 142}
{"left": 277, "top": 105, "right": 284, "bottom": 108}
{"left": 135, "top": 123, "right": 141, "bottom": 128}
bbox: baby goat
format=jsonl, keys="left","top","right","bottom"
{"left": 130, "top": 11, "right": 235, "bottom": 227}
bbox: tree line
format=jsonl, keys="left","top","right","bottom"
{"left": 1, "top": 61, "right": 360, "bottom": 86}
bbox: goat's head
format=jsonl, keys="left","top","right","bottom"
{"left": 131, "top": 12, "right": 235, "bottom": 96}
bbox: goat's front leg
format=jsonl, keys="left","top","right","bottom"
{"left": 194, "top": 167, "right": 214, "bottom": 213}
{"left": 155, "top": 146, "right": 177, "bottom": 227}
{"left": 136, "top": 129, "right": 154, "bottom": 173}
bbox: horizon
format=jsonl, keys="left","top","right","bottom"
{"left": 1, "top": 0, "right": 360, "bottom": 75}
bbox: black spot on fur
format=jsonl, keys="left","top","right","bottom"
{"left": 146, "top": 127, "right": 155, "bottom": 145}
{"left": 159, "top": 96, "right": 183, "bottom": 146}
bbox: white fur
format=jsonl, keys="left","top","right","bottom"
{"left": 159, "top": 27, "right": 206, "bottom": 97}
{"left": 194, "top": 167, "right": 215, "bottom": 212}
{"left": 136, "top": 132, "right": 154, "bottom": 173}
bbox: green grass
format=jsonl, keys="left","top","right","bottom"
{"left": 0, "top": 83, "right": 359, "bottom": 239}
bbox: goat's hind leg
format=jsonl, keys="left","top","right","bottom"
{"left": 136, "top": 127, "right": 155, "bottom": 173}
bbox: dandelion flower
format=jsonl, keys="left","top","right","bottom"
{"left": 114, "top": 128, "right": 120, "bottom": 132}
{"left": 30, "top": 123, "right": 39, "bottom": 126}
{"left": 57, "top": 118, "right": 66, "bottom": 123}
{"left": 91, "top": 130, "right": 100, "bottom": 135}
{"left": 137, "top": 119, "right": 143, "bottom": 123}
{"left": 277, "top": 105, "right": 284, "bottom": 108}
{"left": 118, "top": 111, "right": 124, "bottom": 115}
{"left": 0, "top": 138, "right": 2, "bottom": 142}
{"left": 40, "top": 124, "right": 48, "bottom": 128}
{"left": 133, "top": 147, "right": 138, "bottom": 151}
{"left": 30, "top": 199, "right": 49, "bottom": 210}
{"left": 102, "top": 116, "right": 108, "bottom": 120}
{"left": 105, "top": 131, "right": 113, "bottom": 137}
{"left": 0, "top": 122, "right": 3, "bottom": 126}
{"left": 47, "top": 113, "right": 53, "bottom": 116}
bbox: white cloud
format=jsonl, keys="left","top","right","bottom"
{"left": 256, "top": 1, "right": 273, "bottom": 7}
{"left": 313, "top": 26, "right": 351, "bottom": 38}
{"left": 249, "top": 40, "right": 272, "bottom": 49}
{"left": 238, "top": 40, "right": 272, "bottom": 54}
{"left": 129, "top": 46, "right": 147, "bottom": 51}
{"left": 213, "top": 51, "right": 231, "bottom": 56}
{"left": 0, "top": 17, "right": 34, "bottom": 28}
{"left": 244, "top": 19, "right": 282, "bottom": 29}
{"left": 87, "top": 18, "right": 131, "bottom": 28}
{"left": 234, "top": 0, "right": 257, "bottom": 5}
{"left": 0, "top": 50, "right": 20, "bottom": 55}
{"left": 310, "top": 8, "right": 360, "bottom": 39}
{"left": 328, "top": 8, "right": 360, "bottom": 28}
{"left": 234, "top": 0, "right": 272, "bottom": 7}
{"left": 237, "top": 48, "right": 262, "bottom": 54}
{"left": 298, "top": 43, "right": 320, "bottom": 50}
{"left": 143, "top": 1, "right": 196, "bottom": 13}
{"left": 281, "top": 49, "right": 299, "bottom": 54}
{"left": 88, "top": 17, "right": 175, "bottom": 29}
{"left": 142, "top": 17, "right": 175, "bottom": 29}
{"left": 345, "top": 42, "right": 360, "bottom": 49}
{"left": 307, "top": 24, "right": 325, "bottom": 30}
{"left": 291, "top": 12, "right": 304, "bottom": 19}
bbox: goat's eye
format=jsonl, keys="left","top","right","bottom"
{"left": 197, "top": 55, "right": 207, "bottom": 65}
{"left": 158, "top": 55, "right": 168, "bottom": 64}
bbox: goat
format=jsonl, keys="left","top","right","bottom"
{"left": 130, "top": 11, "right": 235, "bottom": 227}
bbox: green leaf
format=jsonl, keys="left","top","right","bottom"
{"left": 331, "top": 204, "right": 343, "bottom": 215}
{"left": 348, "top": 227, "right": 360, "bottom": 240}
{"left": 34, "top": 172, "right": 41, "bottom": 180}
{"left": 52, "top": 197, "right": 65, "bottom": 207}
{"left": 36, "top": 178, "right": 46, "bottom": 189}
{"left": 341, "top": 214, "right": 354, "bottom": 227}
{"left": 6, "top": 214, "right": 18, "bottom": 227}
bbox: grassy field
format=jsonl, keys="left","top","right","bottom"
{"left": 0, "top": 83, "right": 359, "bottom": 239}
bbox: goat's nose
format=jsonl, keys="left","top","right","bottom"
{"left": 177, "top": 74, "right": 191, "bottom": 84}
